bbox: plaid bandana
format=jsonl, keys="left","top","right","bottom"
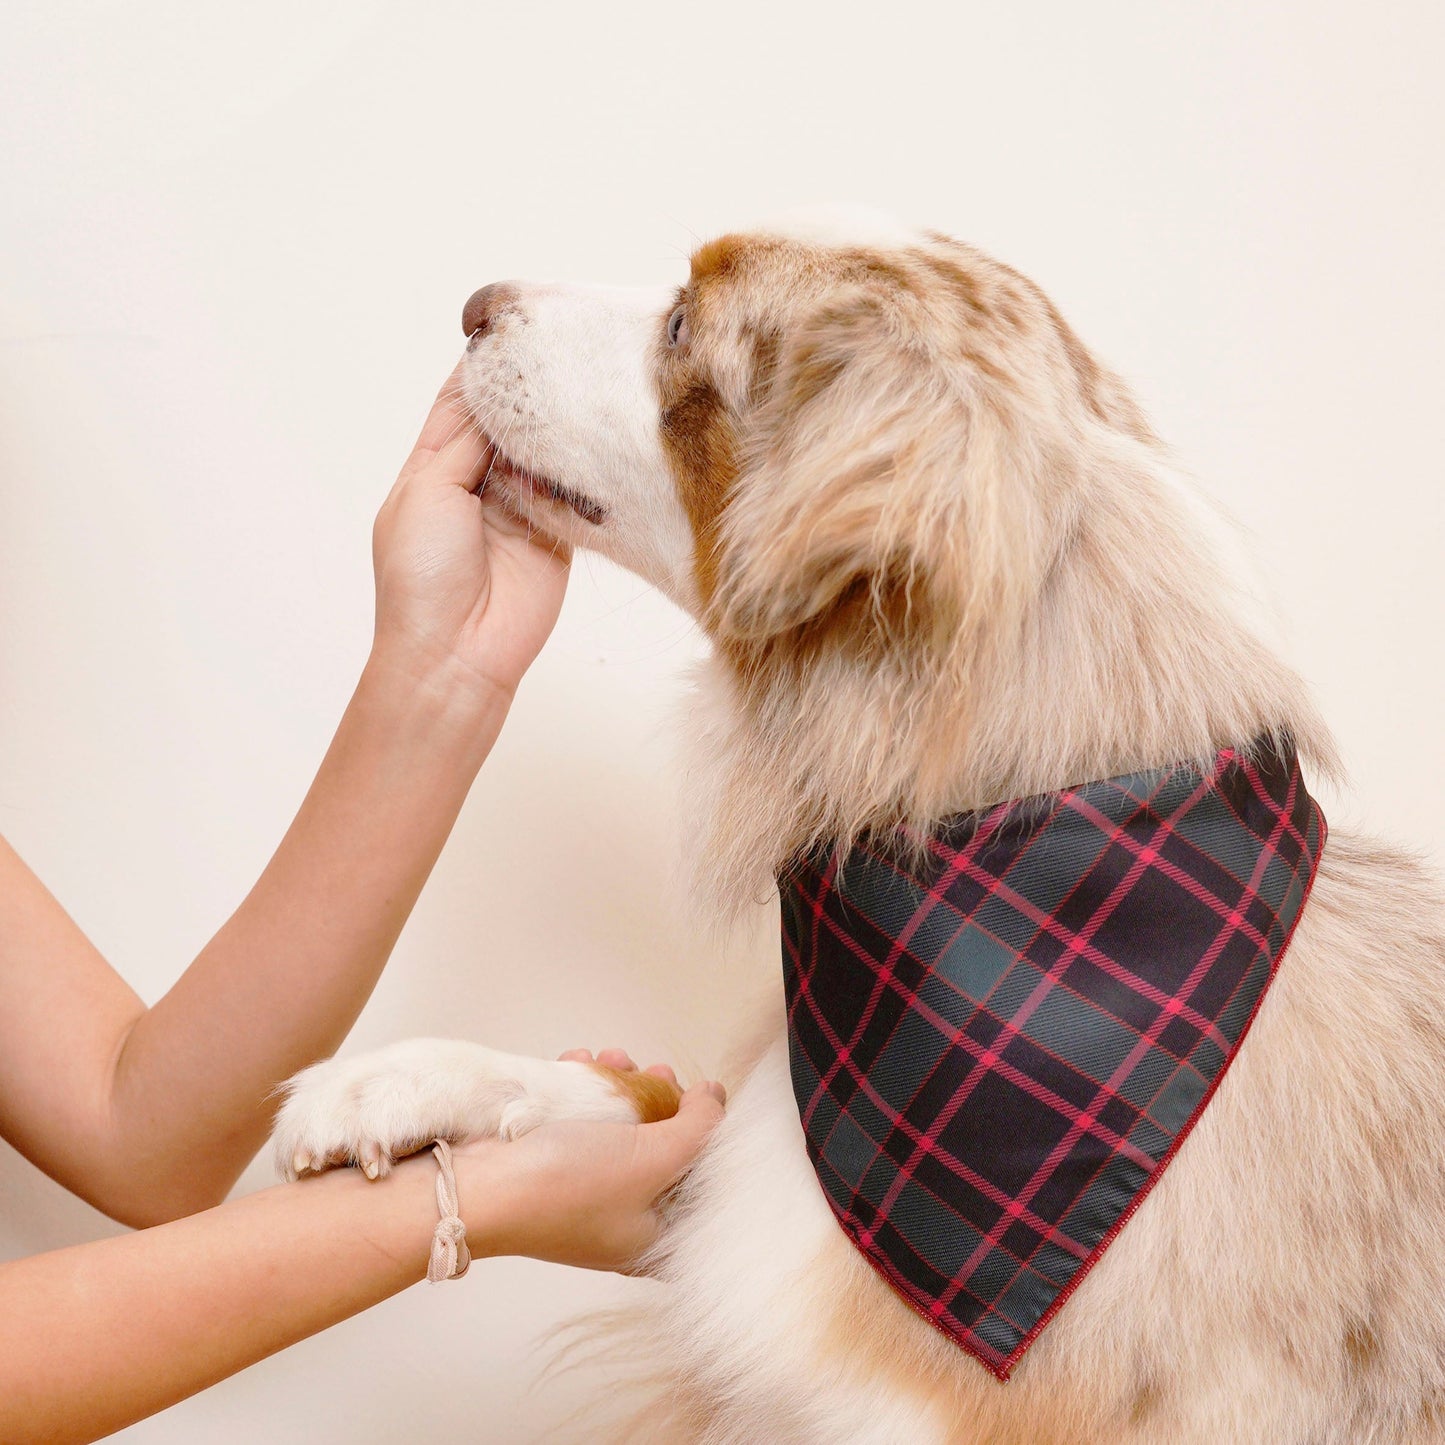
{"left": 780, "top": 742, "right": 1325, "bottom": 1380}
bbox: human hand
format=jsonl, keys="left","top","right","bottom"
{"left": 369, "top": 365, "right": 571, "bottom": 706}
{"left": 454, "top": 1049, "right": 727, "bottom": 1273}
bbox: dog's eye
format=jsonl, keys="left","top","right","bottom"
{"left": 666, "top": 305, "right": 689, "bottom": 348}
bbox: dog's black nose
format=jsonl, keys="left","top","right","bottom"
{"left": 461, "top": 282, "right": 520, "bottom": 339}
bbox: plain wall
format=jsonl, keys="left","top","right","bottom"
{"left": 2, "top": 2, "right": 1441, "bottom": 1440}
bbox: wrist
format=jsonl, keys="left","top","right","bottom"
{"left": 292, "top": 1156, "right": 439, "bottom": 1286}
{"left": 359, "top": 641, "right": 513, "bottom": 753}
{"left": 449, "top": 1141, "right": 530, "bottom": 1261}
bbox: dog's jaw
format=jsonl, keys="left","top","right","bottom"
{"left": 478, "top": 439, "right": 610, "bottom": 527}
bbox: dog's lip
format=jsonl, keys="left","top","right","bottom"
{"left": 478, "top": 440, "right": 607, "bottom": 526}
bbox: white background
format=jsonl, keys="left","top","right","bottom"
{"left": 1, "top": 2, "right": 1441, "bottom": 1440}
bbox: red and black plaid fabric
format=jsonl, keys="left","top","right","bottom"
{"left": 780, "top": 741, "right": 1325, "bottom": 1380}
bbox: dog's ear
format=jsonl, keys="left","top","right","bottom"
{"left": 709, "top": 291, "right": 1046, "bottom": 653}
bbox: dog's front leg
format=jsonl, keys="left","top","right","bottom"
{"left": 270, "top": 1038, "right": 670, "bottom": 1180}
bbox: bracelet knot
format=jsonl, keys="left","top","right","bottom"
{"left": 426, "top": 1139, "right": 471, "bottom": 1283}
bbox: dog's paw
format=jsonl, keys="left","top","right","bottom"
{"left": 270, "top": 1038, "right": 672, "bottom": 1182}
{"left": 271, "top": 1041, "right": 462, "bottom": 1182}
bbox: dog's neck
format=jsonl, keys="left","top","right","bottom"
{"left": 683, "top": 455, "right": 1338, "bottom": 911}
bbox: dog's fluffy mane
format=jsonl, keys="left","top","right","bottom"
{"left": 673, "top": 232, "right": 1337, "bottom": 909}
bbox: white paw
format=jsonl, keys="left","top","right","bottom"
{"left": 269, "top": 1038, "right": 644, "bottom": 1182}
{"left": 270, "top": 1044, "right": 466, "bottom": 1181}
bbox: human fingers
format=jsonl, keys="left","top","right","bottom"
{"left": 376, "top": 365, "right": 491, "bottom": 514}
{"left": 473, "top": 481, "right": 574, "bottom": 566}
{"left": 640, "top": 1081, "right": 727, "bottom": 1183}
{"left": 404, "top": 420, "right": 489, "bottom": 495}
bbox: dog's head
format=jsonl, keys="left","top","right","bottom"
{"left": 459, "top": 211, "right": 1156, "bottom": 666}
{"left": 460, "top": 211, "right": 1334, "bottom": 888}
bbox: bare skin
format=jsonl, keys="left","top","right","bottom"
{"left": 0, "top": 372, "right": 725, "bottom": 1443}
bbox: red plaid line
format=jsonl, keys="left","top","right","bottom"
{"left": 780, "top": 741, "right": 1325, "bottom": 1379}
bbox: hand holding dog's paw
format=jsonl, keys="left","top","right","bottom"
{"left": 454, "top": 1077, "right": 727, "bottom": 1273}
{"left": 269, "top": 1039, "right": 688, "bottom": 1185}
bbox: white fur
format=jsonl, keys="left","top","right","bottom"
{"left": 636, "top": 1031, "right": 958, "bottom": 1442}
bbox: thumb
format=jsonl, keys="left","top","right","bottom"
{"left": 640, "top": 1081, "right": 726, "bottom": 1184}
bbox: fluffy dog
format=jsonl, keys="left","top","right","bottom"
{"left": 273, "top": 210, "right": 1445, "bottom": 1442}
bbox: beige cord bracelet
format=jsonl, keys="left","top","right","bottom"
{"left": 426, "top": 1140, "right": 470, "bottom": 1283}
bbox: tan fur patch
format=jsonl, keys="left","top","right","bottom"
{"left": 916, "top": 248, "right": 995, "bottom": 319}
{"left": 689, "top": 233, "right": 751, "bottom": 282}
{"left": 658, "top": 370, "right": 738, "bottom": 604}
{"left": 742, "top": 321, "right": 782, "bottom": 407}
{"left": 590, "top": 1064, "right": 682, "bottom": 1124}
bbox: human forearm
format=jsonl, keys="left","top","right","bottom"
{"left": 0, "top": 371, "right": 570, "bottom": 1224}
{"left": 0, "top": 1074, "right": 726, "bottom": 1445}
{"left": 106, "top": 650, "right": 506, "bottom": 1218}
{"left": 0, "top": 1158, "right": 437, "bottom": 1445}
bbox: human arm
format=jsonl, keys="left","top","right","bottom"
{"left": 0, "top": 1067, "right": 725, "bottom": 1445}
{"left": 0, "top": 370, "right": 570, "bottom": 1225}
